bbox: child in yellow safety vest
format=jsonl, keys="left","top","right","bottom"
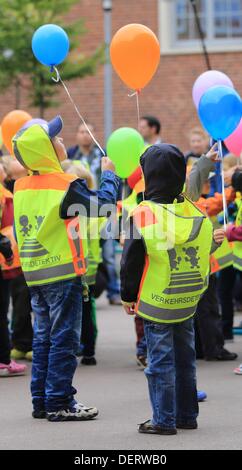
{"left": 186, "top": 151, "right": 238, "bottom": 361}
{"left": 120, "top": 143, "right": 225, "bottom": 435}
{"left": 12, "top": 116, "right": 119, "bottom": 421}
{"left": 0, "top": 160, "right": 27, "bottom": 377}
{"left": 226, "top": 169, "right": 242, "bottom": 375}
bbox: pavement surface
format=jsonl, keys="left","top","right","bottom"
{"left": 1, "top": 297, "right": 242, "bottom": 450}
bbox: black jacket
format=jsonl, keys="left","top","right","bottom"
{"left": 0, "top": 234, "right": 13, "bottom": 261}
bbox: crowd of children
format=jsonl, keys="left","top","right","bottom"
{"left": 0, "top": 115, "right": 241, "bottom": 431}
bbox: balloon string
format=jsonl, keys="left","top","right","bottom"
{"left": 218, "top": 139, "right": 228, "bottom": 231}
{"left": 52, "top": 67, "right": 105, "bottom": 156}
{"left": 136, "top": 92, "right": 140, "bottom": 128}
{"left": 128, "top": 90, "right": 141, "bottom": 129}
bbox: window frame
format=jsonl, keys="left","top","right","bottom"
{"left": 158, "top": 0, "right": 242, "bottom": 55}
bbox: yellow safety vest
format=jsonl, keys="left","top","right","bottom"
{"left": 14, "top": 173, "right": 88, "bottom": 286}
{"left": 133, "top": 198, "right": 213, "bottom": 323}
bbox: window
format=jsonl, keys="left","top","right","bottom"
{"left": 159, "top": 0, "right": 242, "bottom": 54}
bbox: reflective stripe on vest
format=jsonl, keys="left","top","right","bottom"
{"left": 134, "top": 199, "right": 213, "bottom": 323}
{"left": 138, "top": 300, "right": 196, "bottom": 323}
{"left": 14, "top": 174, "right": 88, "bottom": 286}
{"left": 210, "top": 239, "right": 234, "bottom": 274}
{"left": 233, "top": 254, "right": 242, "bottom": 269}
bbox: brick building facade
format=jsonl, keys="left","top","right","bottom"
{"left": 1, "top": 0, "right": 242, "bottom": 153}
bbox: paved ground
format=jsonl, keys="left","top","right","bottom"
{"left": 1, "top": 297, "right": 242, "bottom": 450}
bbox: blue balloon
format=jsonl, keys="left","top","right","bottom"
{"left": 32, "top": 24, "right": 69, "bottom": 67}
{"left": 198, "top": 85, "right": 242, "bottom": 140}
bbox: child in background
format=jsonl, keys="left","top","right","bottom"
{"left": 62, "top": 160, "right": 99, "bottom": 365}
{"left": 0, "top": 161, "right": 27, "bottom": 376}
{"left": 0, "top": 156, "right": 33, "bottom": 361}
{"left": 121, "top": 143, "right": 224, "bottom": 434}
{"left": 12, "top": 116, "right": 119, "bottom": 421}
{"left": 226, "top": 168, "right": 242, "bottom": 375}
{"left": 186, "top": 149, "right": 238, "bottom": 361}
{"left": 185, "top": 127, "right": 209, "bottom": 167}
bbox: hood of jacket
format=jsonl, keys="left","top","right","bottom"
{"left": 12, "top": 124, "right": 63, "bottom": 174}
{"left": 140, "top": 143, "right": 186, "bottom": 203}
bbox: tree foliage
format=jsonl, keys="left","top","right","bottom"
{"left": 0, "top": 0, "right": 104, "bottom": 115}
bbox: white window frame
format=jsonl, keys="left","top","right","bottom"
{"left": 158, "top": 0, "right": 242, "bottom": 55}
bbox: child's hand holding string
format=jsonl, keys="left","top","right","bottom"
{"left": 205, "top": 143, "right": 219, "bottom": 161}
{"left": 101, "top": 157, "right": 116, "bottom": 173}
{"left": 122, "top": 301, "right": 136, "bottom": 315}
{"left": 213, "top": 228, "right": 225, "bottom": 245}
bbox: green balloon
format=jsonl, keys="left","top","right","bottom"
{"left": 107, "top": 127, "right": 144, "bottom": 178}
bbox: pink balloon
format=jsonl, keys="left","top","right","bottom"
{"left": 224, "top": 118, "right": 242, "bottom": 157}
{"left": 193, "top": 70, "right": 234, "bottom": 108}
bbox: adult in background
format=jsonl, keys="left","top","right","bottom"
{"left": 67, "top": 122, "right": 102, "bottom": 189}
{"left": 138, "top": 116, "right": 161, "bottom": 146}
{"left": 128, "top": 116, "right": 162, "bottom": 191}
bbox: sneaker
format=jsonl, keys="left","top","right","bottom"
{"left": 136, "top": 356, "right": 147, "bottom": 369}
{"left": 47, "top": 402, "right": 99, "bottom": 422}
{"left": 32, "top": 410, "right": 46, "bottom": 419}
{"left": 11, "top": 349, "right": 26, "bottom": 360}
{"left": 138, "top": 419, "right": 177, "bottom": 435}
{"left": 25, "top": 351, "right": 33, "bottom": 361}
{"left": 234, "top": 364, "right": 242, "bottom": 375}
{"left": 0, "top": 360, "right": 27, "bottom": 377}
{"left": 109, "top": 295, "right": 122, "bottom": 306}
{"left": 205, "top": 348, "right": 238, "bottom": 361}
{"left": 81, "top": 356, "right": 97, "bottom": 366}
{"left": 197, "top": 390, "right": 207, "bottom": 402}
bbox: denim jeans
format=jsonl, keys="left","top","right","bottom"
{"left": 101, "top": 238, "right": 120, "bottom": 299}
{"left": 30, "top": 277, "right": 82, "bottom": 412}
{"left": 144, "top": 317, "right": 198, "bottom": 429}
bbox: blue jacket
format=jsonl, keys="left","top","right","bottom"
{"left": 60, "top": 170, "right": 120, "bottom": 219}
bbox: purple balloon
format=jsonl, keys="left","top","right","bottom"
{"left": 22, "top": 118, "right": 46, "bottom": 129}
{"left": 192, "top": 70, "right": 234, "bottom": 108}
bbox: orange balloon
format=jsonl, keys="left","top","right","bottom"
{"left": 110, "top": 24, "right": 160, "bottom": 90}
{"left": 1, "top": 110, "right": 32, "bottom": 154}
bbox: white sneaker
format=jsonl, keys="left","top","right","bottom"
{"left": 47, "top": 402, "right": 99, "bottom": 422}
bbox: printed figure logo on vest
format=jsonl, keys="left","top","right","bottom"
{"left": 19, "top": 214, "right": 49, "bottom": 259}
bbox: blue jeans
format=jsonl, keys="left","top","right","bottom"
{"left": 144, "top": 317, "right": 198, "bottom": 429}
{"left": 137, "top": 335, "right": 147, "bottom": 357}
{"left": 30, "top": 277, "right": 82, "bottom": 412}
{"left": 102, "top": 239, "right": 120, "bottom": 299}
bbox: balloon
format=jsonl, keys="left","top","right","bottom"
{"left": 0, "top": 127, "right": 2, "bottom": 149}
{"left": 198, "top": 85, "right": 242, "bottom": 141}
{"left": 127, "top": 166, "right": 142, "bottom": 189}
{"left": 107, "top": 127, "right": 144, "bottom": 178}
{"left": 110, "top": 24, "right": 160, "bottom": 90}
{"left": 224, "top": 118, "right": 242, "bottom": 157}
{"left": 32, "top": 24, "right": 69, "bottom": 68}
{"left": 1, "top": 110, "right": 32, "bottom": 154}
{"left": 193, "top": 70, "right": 234, "bottom": 108}
{"left": 22, "top": 118, "right": 47, "bottom": 130}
